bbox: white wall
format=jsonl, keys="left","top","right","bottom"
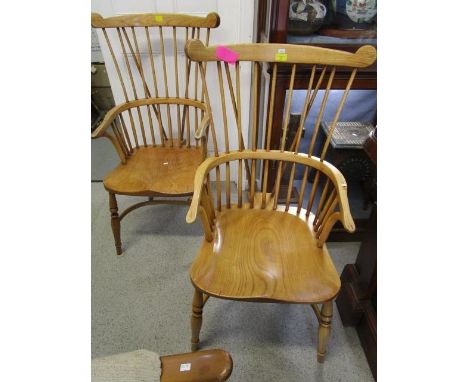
{"left": 91, "top": 0, "right": 255, "bottom": 183}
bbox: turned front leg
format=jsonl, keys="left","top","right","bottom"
{"left": 317, "top": 301, "right": 333, "bottom": 363}
{"left": 191, "top": 289, "right": 204, "bottom": 351}
{"left": 109, "top": 192, "right": 122, "bottom": 256}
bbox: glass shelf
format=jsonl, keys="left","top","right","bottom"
{"left": 287, "top": 0, "right": 377, "bottom": 46}
{"left": 287, "top": 33, "right": 376, "bottom": 45}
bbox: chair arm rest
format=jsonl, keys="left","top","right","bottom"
{"left": 91, "top": 104, "right": 124, "bottom": 139}
{"left": 336, "top": 183, "right": 355, "bottom": 233}
{"left": 320, "top": 161, "right": 355, "bottom": 233}
{"left": 316, "top": 178, "right": 355, "bottom": 247}
{"left": 194, "top": 114, "right": 212, "bottom": 140}
{"left": 92, "top": 104, "right": 132, "bottom": 163}
{"left": 186, "top": 157, "right": 216, "bottom": 224}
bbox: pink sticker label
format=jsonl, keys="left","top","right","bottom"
{"left": 215, "top": 46, "right": 239, "bottom": 65}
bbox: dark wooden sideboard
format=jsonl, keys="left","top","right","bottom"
{"left": 336, "top": 128, "right": 377, "bottom": 379}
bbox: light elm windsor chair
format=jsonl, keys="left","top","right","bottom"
{"left": 184, "top": 40, "right": 377, "bottom": 362}
{"left": 91, "top": 13, "right": 219, "bottom": 255}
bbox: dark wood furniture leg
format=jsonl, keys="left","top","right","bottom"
{"left": 336, "top": 203, "right": 377, "bottom": 379}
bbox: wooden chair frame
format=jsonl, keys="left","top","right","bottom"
{"left": 184, "top": 41, "right": 376, "bottom": 361}
{"left": 186, "top": 150, "right": 354, "bottom": 362}
{"left": 91, "top": 13, "right": 219, "bottom": 255}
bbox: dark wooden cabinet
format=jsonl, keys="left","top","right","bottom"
{"left": 336, "top": 129, "right": 377, "bottom": 379}
{"left": 336, "top": 203, "right": 377, "bottom": 379}
{"left": 256, "top": 0, "right": 376, "bottom": 145}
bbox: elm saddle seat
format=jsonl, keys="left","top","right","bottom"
{"left": 190, "top": 206, "right": 341, "bottom": 303}
{"left": 103, "top": 143, "right": 204, "bottom": 196}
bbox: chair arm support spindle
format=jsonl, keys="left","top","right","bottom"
{"left": 92, "top": 106, "right": 129, "bottom": 164}
{"left": 194, "top": 114, "right": 212, "bottom": 140}
{"left": 186, "top": 158, "right": 214, "bottom": 224}
{"left": 102, "top": 131, "right": 127, "bottom": 164}
{"left": 199, "top": 207, "right": 214, "bottom": 242}
{"left": 91, "top": 106, "right": 123, "bottom": 139}
{"left": 335, "top": 183, "right": 355, "bottom": 233}
{"left": 316, "top": 212, "right": 341, "bottom": 247}
{"left": 316, "top": 189, "right": 355, "bottom": 247}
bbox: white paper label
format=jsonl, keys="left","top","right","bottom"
{"left": 278, "top": 48, "right": 286, "bottom": 54}
{"left": 180, "top": 363, "right": 191, "bottom": 372}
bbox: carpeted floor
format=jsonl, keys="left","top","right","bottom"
{"left": 91, "top": 183, "right": 374, "bottom": 381}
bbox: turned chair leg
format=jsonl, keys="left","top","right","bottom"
{"left": 317, "top": 301, "right": 333, "bottom": 363}
{"left": 191, "top": 289, "right": 204, "bottom": 351}
{"left": 109, "top": 192, "right": 122, "bottom": 256}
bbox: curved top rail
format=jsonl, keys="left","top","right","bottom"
{"left": 185, "top": 39, "right": 376, "bottom": 68}
{"left": 91, "top": 12, "right": 220, "bottom": 29}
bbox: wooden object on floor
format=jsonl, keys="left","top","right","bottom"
{"left": 336, "top": 128, "right": 377, "bottom": 379}
{"left": 161, "top": 349, "right": 233, "bottom": 382}
{"left": 91, "top": 348, "right": 232, "bottom": 382}
{"left": 91, "top": 13, "right": 219, "bottom": 255}
{"left": 186, "top": 150, "right": 356, "bottom": 362}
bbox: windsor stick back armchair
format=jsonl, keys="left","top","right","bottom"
{"left": 91, "top": 13, "right": 219, "bottom": 255}
{"left": 184, "top": 40, "right": 376, "bottom": 362}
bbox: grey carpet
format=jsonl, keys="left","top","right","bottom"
{"left": 92, "top": 183, "right": 374, "bottom": 381}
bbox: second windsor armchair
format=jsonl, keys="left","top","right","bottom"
{"left": 91, "top": 13, "right": 220, "bottom": 255}
{"left": 184, "top": 40, "right": 377, "bottom": 362}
